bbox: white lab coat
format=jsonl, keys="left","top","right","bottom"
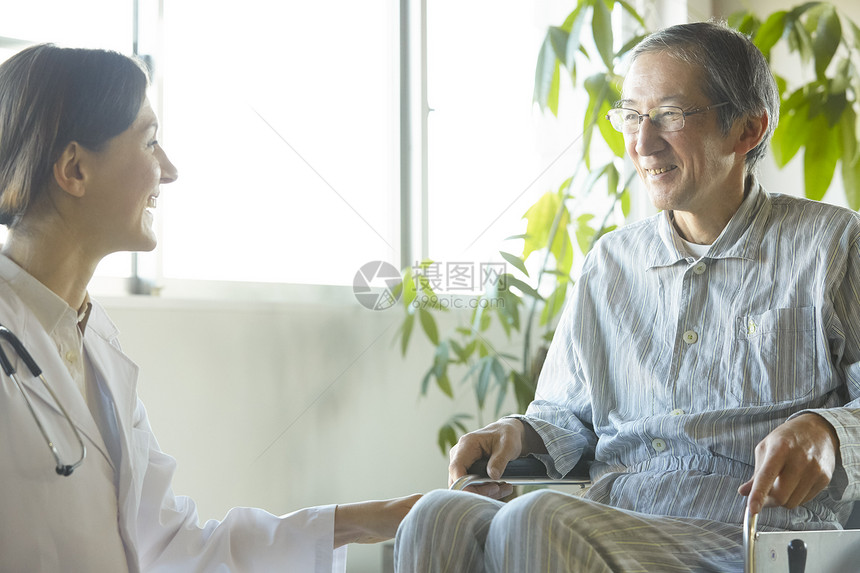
{"left": 0, "top": 280, "right": 347, "bottom": 572}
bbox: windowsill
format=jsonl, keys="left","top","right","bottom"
{"left": 93, "top": 278, "right": 360, "bottom": 310}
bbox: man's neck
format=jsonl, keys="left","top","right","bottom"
{"left": 671, "top": 176, "right": 752, "bottom": 245}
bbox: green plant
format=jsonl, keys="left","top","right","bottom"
{"left": 730, "top": 3, "right": 860, "bottom": 206}
{"left": 398, "top": 0, "right": 860, "bottom": 455}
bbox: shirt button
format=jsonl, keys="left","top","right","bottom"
{"left": 670, "top": 409, "right": 685, "bottom": 416}
{"left": 693, "top": 262, "right": 707, "bottom": 275}
{"left": 683, "top": 330, "right": 698, "bottom": 344}
{"left": 652, "top": 438, "right": 667, "bottom": 452}
{"left": 65, "top": 351, "right": 78, "bottom": 364}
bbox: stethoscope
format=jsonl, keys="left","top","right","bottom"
{"left": 0, "top": 324, "right": 86, "bottom": 476}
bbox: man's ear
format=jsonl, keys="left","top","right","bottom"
{"left": 734, "top": 111, "right": 769, "bottom": 157}
{"left": 52, "top": 142, "right": 87, "bottom": 198}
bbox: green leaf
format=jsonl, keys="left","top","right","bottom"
{"left": 812, "top": 6, "right": 841, "bottom": 79}
{"left": 512, "top": 371, "right": 536, "bottom": 414}
{"left": 437, "top": 424, "right": 456, "bottom": 454}
{"left": 591, "top": 0, "right": 614, "bottom": 69}
{"left": 522, "top": 191, "right": 571, "bottom": 262}
{"left": 804, "top": 113, "right": 840, "bottom": 201}
{"left": 598, "top": 98, "right": 625, "bottom": 157}
{"left": 563, "top": 6, "right": 587, "bottom": 69}
{"left": 540, "top": 282, "right": 568, "bottom": 327}
{"left": 436, "top": 372, "right": 453, "bottom": 398}
{"left": 500, "top": 251, "right": 529, "bottom": 277}
{"left": 620, "top": 188, "right": 632, "bottom": 218}
{"left": 419, "top": 308, "right": 439, "bottom": 345}
{"left": 842, "top": 156, "right": 860, "bottom": 211}
{"left": 504, "top": 274, "right": 543, "bottom": 301}
{"left": 583, "top": 73, "right": 618, "bottom": 167}
{"left": 548, "top": 26, "right": 569, "bottom": 63}
{"left": 400, "top": 312, "right": 414, "bottom": 356}
{"left": 839, "top": 104, "right": 858, "bottom": 165}
{"left": 772, "top": 100, "right": 813, "bottom": 167}
{"left": 575, "top": 213, "right": 596, "bottom": 254}
{"left": 534, "top": 35, "right": 561, "bottom": 115}
{"left": 476, "top": 357, "right": 492, "bottom": 409}
{"left": 730, "top": 11, "right": 760, "bottom": 37}
{"left": 754, "top": 11, "right": 787, "bottom": 59}
{"left": 788, "top": 19, "right": 814, "bottom": 63}
{"left": 616, "top": 0, "right": 646, "bottom": 28}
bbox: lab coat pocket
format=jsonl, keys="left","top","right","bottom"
{"left": 728, "top": 306, "right": 815, "bottom": 406}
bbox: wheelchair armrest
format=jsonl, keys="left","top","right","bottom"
{"left": 450, "top": 456, "right": 592, "bottom": 490}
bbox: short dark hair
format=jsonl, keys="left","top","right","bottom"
{"left": 0, "top": 44, "right": 149, "bottom": 226}
{"left": 631, "top": 21, "right": 779, "bottom": 174}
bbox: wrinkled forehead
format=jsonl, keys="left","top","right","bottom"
{"left": 621, "top": 51, "right": 707, "bottom": 108}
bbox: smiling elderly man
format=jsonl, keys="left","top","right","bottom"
{"left": 394, "top": 20, "right": 860, "bottom": 573}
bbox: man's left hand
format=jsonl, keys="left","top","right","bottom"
{"left": 738, "top": 413, "right": 840, "bottom": 515}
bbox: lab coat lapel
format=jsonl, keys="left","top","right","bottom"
{"left": 13, "top": 315, "right": 115, "bottom": 469}
{"left": 82, "top": 313, "right": 139, "bottom": 474}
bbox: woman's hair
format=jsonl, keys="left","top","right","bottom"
{"left": 0, "top": 44, "right": 149, "bottom": 226}
{"left": 631, "top": 21, "right": 780, "bottom": 174}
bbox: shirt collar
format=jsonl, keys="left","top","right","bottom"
{"left": 0, "top": 253, "right": 92, "bottom": 335}
{"left": 648, "top": 176, "right": 770, "bottom": 269}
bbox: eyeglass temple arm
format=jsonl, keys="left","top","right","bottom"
{"left": 0, "top": 326, "right": 42, "bottom": 377}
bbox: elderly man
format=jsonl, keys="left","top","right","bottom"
{"left": 394, "top": 21, "right": 860, "bottom": 572}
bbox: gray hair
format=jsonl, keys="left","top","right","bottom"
{"left": 631, "top": 21, "right": 779, "bottom": 174}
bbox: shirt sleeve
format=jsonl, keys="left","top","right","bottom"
{"left": 514, "top": 274, "right": 598, "bottom": 479}
{"left": 792, "top": 235, "right": 860, "bottom": 502}
{"left": 131, "top": 400, "right": 347, "bottom": 573}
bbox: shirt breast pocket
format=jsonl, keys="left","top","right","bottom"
{"left": 727, "top": 306, "right": 816, "bottom": 406}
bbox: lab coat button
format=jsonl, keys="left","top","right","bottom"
{"left": 683, "top": 330, "right": 698, "bottom": 344}
{"left": 652, "top": 438, "right": 667, "bottom": 452}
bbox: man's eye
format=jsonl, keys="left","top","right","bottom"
{"left": 622, "top": 112, "right": 638, "bottom": 122}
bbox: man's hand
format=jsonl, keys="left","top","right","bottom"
{"left": 334, "top": 493, "right": 422, "bottom": 548}
{"left": 738, "top": 413, "right": 840, "bottom": 515}
{"left": 448, "top": 418, "right": 545, "bottom": 499}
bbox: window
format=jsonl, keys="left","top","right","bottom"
{"left": 156, "top": 0, "right": 399, "bottom": 287}
{"left": 424, "top": 1, "right": 589, "bottom": 268}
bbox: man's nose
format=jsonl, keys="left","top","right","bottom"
{"left": 634, "top": 116, "right": 665, "bottom": 156}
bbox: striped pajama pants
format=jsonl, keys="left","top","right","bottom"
{"left": 394, "top": 489, "right": 744, "bottom": 572}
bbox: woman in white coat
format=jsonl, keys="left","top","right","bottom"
{"left": 0, "top": 44, "right": 418, "bottom": 572}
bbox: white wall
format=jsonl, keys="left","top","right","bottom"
{"left": 103, "top": 292, "right": 521, "bottom": 572}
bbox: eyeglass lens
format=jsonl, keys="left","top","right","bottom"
{"left": 608, "top": 107, "right": 685, "bottom": 133}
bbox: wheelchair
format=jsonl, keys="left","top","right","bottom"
{"left": 452, "top": 457, "right": 860, "bottom": 573}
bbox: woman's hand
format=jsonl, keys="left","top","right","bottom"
{"left": 334, "top": 493, "right": 422, "bottom": 548}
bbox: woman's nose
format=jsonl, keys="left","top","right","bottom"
{"left": 158, "top": 146, "right": 179, "bottom": 184}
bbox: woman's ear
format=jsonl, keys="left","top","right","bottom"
{"left": 52, "top": 142, "right": 87, "bottom": 198}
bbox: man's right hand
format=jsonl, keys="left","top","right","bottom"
{"left": 448, "top": 418, "right": 541, "bottom": 499}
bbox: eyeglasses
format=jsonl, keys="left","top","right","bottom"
{"left": 0, "top": 325, "right": 86, "bottom": 476}
{"left": 605, "top": 102, "right": 730, "bottom": 134}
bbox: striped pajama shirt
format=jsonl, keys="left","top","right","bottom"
{"left": 395, "top": 180, "right": 860, "bottom": 572}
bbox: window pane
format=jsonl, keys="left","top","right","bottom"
{"left": 426, "top": 1, "right": 584, "bottom": 267}
{"left": 0, "top": 1, "right": 131, "bottom": 49}
{"left": 158, "top": 0, "right": 398, "bottom": 286}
